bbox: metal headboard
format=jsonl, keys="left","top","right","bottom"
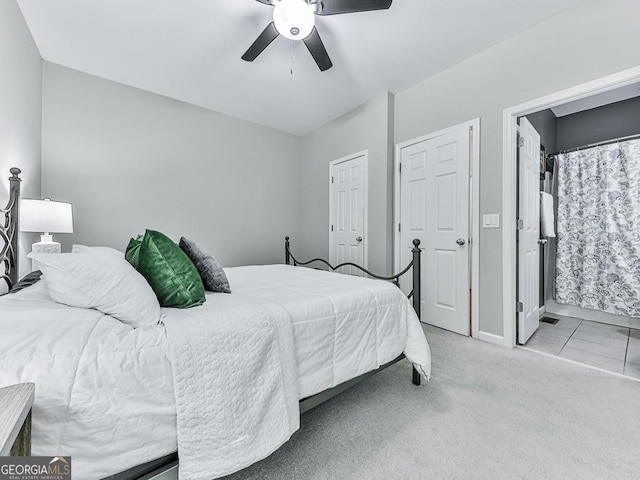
{"left": 1, "top": 168, "right": 22, "bottom": 289}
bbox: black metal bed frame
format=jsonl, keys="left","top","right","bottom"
{"left": 1, "top": 170, "right": 424, "bottom": 480}
{"left": 110, "top": 237, "right": 425, "bottom": 479}
{"left": 111, "top": 237, "right": 424, "bottom": 480}
{"left": 1, "top": 168, "right": 21, "bottom": 291}
{"left": 285, "top": 236, "right": 422, "bottom": 315}
{"left": 285, "top": 235, "right": 423, "bottom": 391}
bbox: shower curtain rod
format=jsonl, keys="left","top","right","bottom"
{"left": 548, "top": 132, "right": 640, "bottom": 157}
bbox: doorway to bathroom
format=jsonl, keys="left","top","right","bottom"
{"left": 503, "top": 67, "right": 640, "bottom": 379}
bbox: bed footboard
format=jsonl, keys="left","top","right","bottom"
{"left": 284, "top": 236, "right": 422, "bottom": 386}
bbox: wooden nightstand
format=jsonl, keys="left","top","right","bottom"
{"left": 0, "top": 383, "right": 35, "bottom": 456}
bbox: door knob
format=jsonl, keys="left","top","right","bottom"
{"left": 456, "top": 238, "right": 466, "bottom": 246}
{"left": 538, "top": 238, "right": 548, "bottom": 245}
{"left": 356, "top": 236, "right": 363, "bottom": 242}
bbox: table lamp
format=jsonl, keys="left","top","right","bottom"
{"left": 20, "top": 198, "right": 74, "bottom": 254}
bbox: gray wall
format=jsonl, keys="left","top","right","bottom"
{"left": 557, "top": 96, "right": 640, "bottom": 151}
{"left": 0, "top": 0, "right": 42, "bottom": 277}
{"left": 395, "top": 0, "right": 640, "bottom": 337}
{"left": 35, "top": 0, "right": 640, "bottom": 340}
{"left": 41, "top": 63, "right": 301, "bottom": 267}
{"left": 299, "top": 92, "right": 395, "bottom": 275}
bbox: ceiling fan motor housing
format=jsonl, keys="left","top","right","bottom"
{"left": 273, "top": 0, "right": 316, "bottom": 40}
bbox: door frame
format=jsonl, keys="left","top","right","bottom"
{"left": 329, "top": 150, "right": 369, "bottom": 269}
{"left": 393, "top": 118, "right": 480, "bottom": 337}
{"left": 502, "top": 65, "right": 640, "bottom": 348}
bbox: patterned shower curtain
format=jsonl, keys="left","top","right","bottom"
{"left": 555, "top": 138, "right": 640, "bottom": 318}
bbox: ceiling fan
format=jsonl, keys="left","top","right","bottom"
{"left": 241, "top": 0, "right": 393, "bottom": 72}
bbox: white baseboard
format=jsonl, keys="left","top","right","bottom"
{"left": 478, "top": 331, "right": 504, "bottom": 346}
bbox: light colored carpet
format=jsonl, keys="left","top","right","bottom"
{"left": 223, "top": 325, "right": 640, "bottom": 480}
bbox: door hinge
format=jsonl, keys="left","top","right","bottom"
{"left": 331, "top": 176, "right": 334, "bottom": 184}
{"left": 518, "top": 135, "right": 525, "bottom": 148}
{"left": 331, "top": 225, "right": 334, "bottom": 232}
{"left": 398, "top": 223, "right": 401, "bottom": 232}
{"left": 517, "top": 218, "right": 524, "bottom": 230}
{"left": 399, "top": 162, "right": 402, "bottom": 173}
{"left": 516, "top": 301, "right": 524, "bottom": 313}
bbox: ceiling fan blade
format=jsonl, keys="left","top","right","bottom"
{"left": 242, "top": 22, "right": 279, "bottom": 62}
{"left": 254, "top": 0, "right": 273, "bottom": 5}
{"left": 303, "top": 27, "right": 332, "bottom": 71}
{"left": 316, "top": 0, "right": 392, "bottom": 16}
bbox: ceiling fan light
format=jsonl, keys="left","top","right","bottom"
{"left": 273, "top": 0, "right": 315, "bottom": 40}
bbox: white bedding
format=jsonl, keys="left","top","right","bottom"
{"left": 0, "top": 281, "right": 176, "bottom": 479}
{"left": 226, "top": 265, "right": 431, "bottom": 397}
{"left": 0, "top": 265, "right": 431, "bottom": 479}
{"left": 163, "top": 294, "right": 299, "bottom": 480}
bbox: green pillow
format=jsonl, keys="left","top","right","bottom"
{"left": 125, "top": 234, "right": 144, "bottom": 269}
{"left": 135, "top": 230, "right": 206, "bottom": 308}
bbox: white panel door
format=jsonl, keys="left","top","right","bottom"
{"left": 517, "top": 118, "right": 541, "bottom": 343}
{"left": 330, "top": 153, "right": 366, "bottom": 274}
{"left": 400, "top": 126, "right": 470, "bottom": 335}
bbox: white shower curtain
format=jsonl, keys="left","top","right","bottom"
{"left": 555, "top": 138, "right": 640, "bottom": 318}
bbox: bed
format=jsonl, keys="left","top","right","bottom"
{"left": 0, "top": 169, "right": 431, "bottom": 480}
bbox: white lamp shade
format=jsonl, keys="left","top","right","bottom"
{"left": 20, "top": 198, "right": 74, "bottom": 233}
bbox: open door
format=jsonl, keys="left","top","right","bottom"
{"left": 517, "top": 117, "right": 541, "bottom": 344}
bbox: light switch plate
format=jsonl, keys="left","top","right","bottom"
{"left": 483, "top": 214, "right": 500, "bottom": 228}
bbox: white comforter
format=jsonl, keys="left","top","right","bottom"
{"left": 0, "top": 281, "right": 176, "bottom": 479}
{"left": 226, "top": 265, "right": 431, "bottom": 395}
{"left": 0, "top": 265, "right": 431, "bottom": 479}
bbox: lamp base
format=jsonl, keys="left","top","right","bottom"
{"left": 32, "top": 241, "right": 61, "bottom": 254}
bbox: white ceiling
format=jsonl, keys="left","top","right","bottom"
{"left": 17, "top": 0, "right": 586, "bottom": 136}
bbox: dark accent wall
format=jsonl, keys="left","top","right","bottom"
{"left": 526, "top": 109, "right": 558, "bottom": 154}
{"left": 556, "top": 95, "right": 640, "bottom": 151}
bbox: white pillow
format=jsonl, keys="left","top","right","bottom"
{"left": 72, "top": 244, "right": 124, "bottom": 258}
{"left": 28, "top": 252, "right": 161, "bottom": 328}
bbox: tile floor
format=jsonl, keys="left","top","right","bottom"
{"left": 522, "top": 316, "right": 640, "bottom": 379}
